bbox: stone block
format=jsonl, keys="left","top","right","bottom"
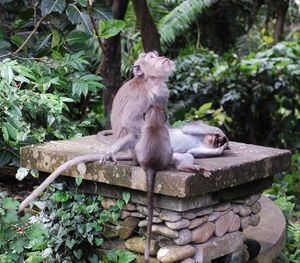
{"left": 193, "top": 232, "right": 243, "bottom": 263}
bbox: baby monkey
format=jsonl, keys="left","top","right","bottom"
{"left": 134, "top": 104, "right": 173, "bottom": 262}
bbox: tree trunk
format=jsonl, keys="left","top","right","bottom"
{"left": 132, "top": 0, "right": 161, "bottom": 52}
{"left": 97, "top": 0, "right": 129, "bottom": 126}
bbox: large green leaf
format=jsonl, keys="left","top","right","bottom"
{"left": 40, "top": 0, "right": 66, "bottom": 16}
{"left": 66, "top": 4, "right": 92, "bottom": 35}
{"left": 159, "top": 0, "right": 217, "bottom": 47}
{"left": 99, "top": 19, "right": 126, "bottom": 39}
{"left": 66, "top": 31, "right": 91, "bottom": 45}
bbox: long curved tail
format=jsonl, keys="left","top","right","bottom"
{"left": 97, "top": 130, "right": 114, "bottom": 144}
{"left": 18, "top": 153, "right": 103, "bottom": 213}
{"left": 145, "top": 169, "right": 156, "bottom": 262}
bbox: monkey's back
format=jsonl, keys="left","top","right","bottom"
{"left": 135, "top": 125, "right": 173, "bottom": 171}
{"left": 111, "top": 78, "right": 169, "bottom": 140}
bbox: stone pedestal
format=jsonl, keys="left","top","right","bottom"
{"left": 20, "top": 136, "right": 290, "bottom": 262}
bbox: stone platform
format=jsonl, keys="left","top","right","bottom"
{"left": 20, "top": 136, "right": 291, "bottom": 262}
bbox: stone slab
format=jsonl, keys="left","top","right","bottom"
{"left": 244, "top": 195, "right": 286, "bottom": 263}
{"left": 193, "top": 231, "right": 243, "bottom": 263}
{"left": 20, "top": 135, "right": 291, "bottom": 198}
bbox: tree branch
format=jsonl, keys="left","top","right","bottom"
{"left": 12, "top": 15, "right": 46, "bottom": 56}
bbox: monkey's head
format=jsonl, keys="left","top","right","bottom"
{"left": 133, "top": 51, "right": 175, "bottom": 79}
{"left": 143, "top": 104, "right": 168, "bottom": 126}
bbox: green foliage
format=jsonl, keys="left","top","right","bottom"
{"left": 158, "top": 0, "right": 217, "bottom": 47}
{"left": 29, "top": 183, "right": 135, "bottom": 262}
{"left": 0, "top": 52, "right": 103, "bottom": 166}
{"left": 0, "top": 193, "right": 48, "bottom": 262}
{"left": 170, "top": 40, "right": 300, "bottom": 150}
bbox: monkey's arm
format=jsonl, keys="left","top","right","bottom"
{"left": 99, "top": 133, "right": 138, "bottom": 164}
{"left": 181, "top": 120, "right": 226, "bottom": 136}
{"left": 187, "top": 142, "right": 228, "bottom": 158}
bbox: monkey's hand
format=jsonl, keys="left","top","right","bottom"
{"left": 177, "top": 164, "right": 211, "bottom": 177}
{"left": 99, "top": 151, "right": 117, "bottom": 165}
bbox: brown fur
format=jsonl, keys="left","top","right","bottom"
{"left": 135, "top": 104, "right": 172, "bottom": 262}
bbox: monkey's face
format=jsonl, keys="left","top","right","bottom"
{"left": 133, "top": 51, "right": 175, "bottom": 79}
{"left": 204, "top": 134, "right": 227, "bottom": 148}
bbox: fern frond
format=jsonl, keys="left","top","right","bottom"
{"left": 158, "top": 0, "right": 218, "bottom": 47}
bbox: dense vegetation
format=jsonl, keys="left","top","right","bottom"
{"left": 0, "top": 0, "right": 299, "bottom": 262}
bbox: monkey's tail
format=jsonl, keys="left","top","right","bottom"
{"left": 145, "top": 168, "right": 156, "bottom": 263}
{"left": 18, "top": 153, "right": 104, "bottom": 214}
{"left": 97, "top": 130, "right": 113, "bottom": 145}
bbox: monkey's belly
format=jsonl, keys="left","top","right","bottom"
{"left": 169, "top": 129, "right": 202, "bottom": 153}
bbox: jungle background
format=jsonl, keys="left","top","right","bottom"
{"left": 0, "top": 0, "right": 299, "bottom": 262}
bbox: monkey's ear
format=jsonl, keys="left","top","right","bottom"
{"left": 164, "top": 112, "right": 168, "bottom": 124}
{"left": 133, "top": 65, "right": 144, "bottom": 78}
{"left": 143, "top": 112, "right": 146, "bottom": 120}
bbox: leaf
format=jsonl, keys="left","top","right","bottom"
{"left": 40, "top": 0, "right": 66, "bottom": 16}
{"left": 99, "top": 19, "right": 126, "bottom": 39}
{"left": 196, "top": 102, "right": 212, "bottom": 116}
{"left": 95, "top": 237, "right": 103, "bottom": 246}
{"left": 51, "top": 29, "right": 61, "bottom": 48}
{"left": 73, "top": 249, "right": 83, "bottom": 259}
{"left": 16, "top": 167, "right": 30, "bottom": 180}
{"left": 0, "top": 63, "right": 14, "bottom": 84}
{"left": 66, "top": 239, "right": 75, "bottom": 249}
{"left": 75, "top": 176, "right": 83, "bottom": 186}
{"left": 122, "top": 192, "right": 130, "bottom": 204}
{"left": 66, "top": 31, "right": 91, "bottom": 45}
{"left": 66, "top": 4, "right": 92, "bottom": 35}
{"left": 117, "top": 200, "right": 125, "bottom": 209}
{"left": 111, "top": 211, "right": 120, "bottom": 222}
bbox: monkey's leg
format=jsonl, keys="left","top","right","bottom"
{"left": 173, "top": 153, "right": 211, "bottom": 177}
{"left": 187, "top": 143, "right": 228, "bottom": 158}
{"left": 99, "top": 133, "right": 138, "bottom": 164}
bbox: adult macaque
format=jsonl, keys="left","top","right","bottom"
{"left": 134, "top": 104, "right": 173, "bottom": 262}
{"left": 18, "top": 51, "right": 175, "bottom": 213}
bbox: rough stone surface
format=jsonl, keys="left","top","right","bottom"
{"left": 151, "top": 225, "right": 179, "bottom": 239}
{"left": 251, "top": 201, "right": 261, "bottom": 214}
{"left": 165, "top": 219, "right": 191, "bottom": 230}
{"left": 20, "top": 137, "right": 291, "bottom": 198}
{"left": 191, "top": 222, "right": 215, "bottom": 243}
{"left": 196, "top": 207, "right": 213, "bottom": 217}
{"left": 249, "top": 214, "right": 260, "bottom": 226}
{"left": 183, "top": 212, "right": 197, "bottom": 220}
{"left": 125, "top": 237, "right": 159, "bottom": 256}
{"left": 228, "top": 214, "right": 241, "bottom": 232}
{"left": 135, "top": 255, "right": 159, "bottom": 263}
{"left": 121, "top": 210, "right": 131, "bottom": 219}
{"left": 137, "top": 204, "right": 160, "bottom": 216}
{"left": 237, "top": 205, "right": 252, "bottom": 216}
{"left": 233, "top": 194, "right": 261, "bottom": 206}
{"left": 188, "top": 216, "right": 208, "bottom": 230}
{"left": 103, "top": 224, "right": 119, "bottom": 238}
{"left": 174, "top": 229, "right": 192, "bottom": 245}
{"left": 208, "top": 211, "right": 221, "bottom": 222}
{"left": 119, "top": 217, "right": 140, "bottom": 240}
{"left": 240, "top": 216, "right": 250, "bottom": 229}
{"left": 179, "top": 259, "right": 195, "bottom": 263}
{"left": 193, "top": 232, "right": 243, "bottom": 263}
{"left": 214, "top": 202, "right": 231, "bottom": 212}
{"left": 160, "top": 210, "right": 182, "bottom": 222}
{"left": 157, "top": 235, "right": 174, "bottom": 247}
{"left": 244, "top": 196, "right": 286, "bottom": 263}
{"left": 130, "top": 212, "right": 146, "bottom": 218}
{"left": 215, "top": 211, "right": 235, "bottom": 237}
{"left": 157, "top": 245, "right": 195, "bottom": 263}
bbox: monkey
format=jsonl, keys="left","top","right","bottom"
{"left": 99, "top": 50, "right": 175, "bottom": 163}
{"left": 18, "top": 51, "right": 176, "bottom": 213}
{"left": 134, "top": 104, "right": 173, "bottom": 262}
{"left": 97, "top": 120, "right": 229, "bottom": 168}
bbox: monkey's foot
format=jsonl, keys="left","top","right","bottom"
{"left": 99, "top": 152, "right": 117, "bottom": 165}
{"left": 178, "top": 164, "right": 211, "bottom": 177}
